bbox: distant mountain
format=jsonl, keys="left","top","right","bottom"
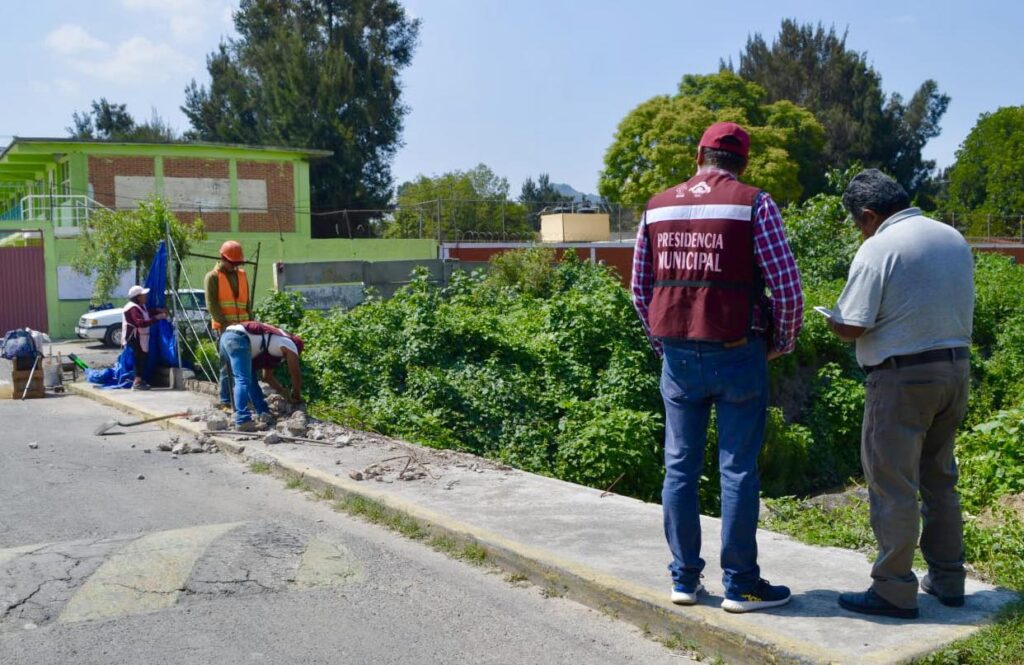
{"left": 552, "top": 183, "right": 602, "bottom": 204}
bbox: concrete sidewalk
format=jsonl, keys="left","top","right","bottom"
{"left": 68, "top": 383, "right": 1018, "bottom": 665}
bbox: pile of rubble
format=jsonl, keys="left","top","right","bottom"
{"left": 154, "top": 433, "right": 219, "bottom": 456}
{"left": 184, "top": 396, "right": 514, "bottom": 486}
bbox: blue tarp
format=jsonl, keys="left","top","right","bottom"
{"left": 86, "top": 241, "right": 188, "bottom": 388}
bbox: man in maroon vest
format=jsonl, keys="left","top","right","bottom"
{"left": 632, "top": 122, "right": 804, "bottom": 613}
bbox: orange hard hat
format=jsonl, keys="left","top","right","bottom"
{"left": 219, "top": 240, "right": 244, "bottom": 263}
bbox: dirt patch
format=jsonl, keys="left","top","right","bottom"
{"left": 977, "top": 493, "right": 1024, "bottom": 527}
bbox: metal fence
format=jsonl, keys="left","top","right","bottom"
{"left": 310, "top": 199, "right": 642, "bottom": 242}
{"left": 940, "top": 213, "right": 1024, "bottom": 242}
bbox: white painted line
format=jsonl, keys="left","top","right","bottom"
{"left": 59, "top": 522, "right": 241, "bottom": 623}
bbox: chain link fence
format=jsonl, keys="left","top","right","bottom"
{"left": 939, "top": 212, "right": 1024, "bottom": 242}
{"left": 310, "top": 199, "right": 643, "bottom": 242}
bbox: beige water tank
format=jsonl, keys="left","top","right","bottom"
{"left": 540, "top": 213, "right": 611, "bottom": 243}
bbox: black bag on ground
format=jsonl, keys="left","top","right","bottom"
{"left": 2, "top": 330, "right": 37, "bottom": 360}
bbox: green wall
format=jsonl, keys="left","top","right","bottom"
{"left": 1, "top": 138, "right": 414, "bottom": 338}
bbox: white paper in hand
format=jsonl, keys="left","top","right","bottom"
{"left": 813, "top": 306, "right": 833, "bottom": 319}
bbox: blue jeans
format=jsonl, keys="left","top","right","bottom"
{"left": 660, "top": 337, "right": 768, "bottom": 595}
{"left": 218, "top": 330, "right": 269, "bottom": 425}
{"left": 219, "top": 361, "right": 231, "bottom": 406}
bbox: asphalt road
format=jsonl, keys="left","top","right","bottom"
{"left": 0, "top": 395, "right": 693, "bottom": 665}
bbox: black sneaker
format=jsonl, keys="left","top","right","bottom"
{"left": 721, "top": 579, "right": 791, "bottom": 613}
{"left": 921, "top": 575, "right": 965, "bottom": 607}
{"left": 838, "top": 588, "right": 918, "bottom": 619}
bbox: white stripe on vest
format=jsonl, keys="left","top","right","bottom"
{"left": 644, "top": 204, "right": 752, "bottom": 225}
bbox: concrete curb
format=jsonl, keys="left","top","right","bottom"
{"left": 66, "top": 383, "right": 999, "bottom": 665}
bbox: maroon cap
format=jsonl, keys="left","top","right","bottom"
{"left": 698, "top": 122, "right": 750, "bottom": 159}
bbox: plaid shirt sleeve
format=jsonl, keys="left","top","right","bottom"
{"left": 631, "top": 211, "right": 663, "bottom": 357}
{"left": 753, "top": 192, "right": 804, "bottom": 353}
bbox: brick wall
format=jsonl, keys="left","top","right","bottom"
{"left": 237, "top": 160, "right": 295, "bottom": 233}
{"left": 163, "top": 157, "right": 230, "bottom": 231}
{"left": 87, "top": 154, "right": 296, "bottom": 234}
{"left": 88, "top": 156, "right": 154, "bottom": 208}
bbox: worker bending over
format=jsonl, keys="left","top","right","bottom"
{"left": 218, "top": 320, "right": 303, "bottom": 430}
{"left": 238, "top": 321, "right": 304, "bottom": 405}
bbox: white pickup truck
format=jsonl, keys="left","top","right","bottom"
{"left": 75, "top": 290, "right": 211, "bottom": 347}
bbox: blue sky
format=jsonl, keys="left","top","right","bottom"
{"left": 2, "top": 0, "right": 1021, "bottom": 196}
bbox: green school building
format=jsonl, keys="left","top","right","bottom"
{"left": 0, "top": 138, "right": 435, "bottom": 337}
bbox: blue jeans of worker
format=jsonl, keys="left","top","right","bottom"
{"left": 660, "top": 338, "right": 768, "bottom": 596}
{"left": 218, "top": 330, "right": 269, "bottom": 425}
{"left": 219, "top": 360, "right": 232, "bottom": 407}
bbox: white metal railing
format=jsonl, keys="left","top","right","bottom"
{"left": 8, "top": 195, "right": 109, "bottom": 235}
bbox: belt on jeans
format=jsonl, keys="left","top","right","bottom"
{"left": 863, "top": 347, "right": 969, "bottom": 374}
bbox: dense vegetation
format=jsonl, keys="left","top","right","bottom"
{"left": 256, "top": 178, "right": 1024, "bottom": 626}
{"left": 256, "top": 174, "right": 864, "bottom": 507}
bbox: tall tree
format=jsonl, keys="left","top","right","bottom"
{"left": 598, "top": 71, "right": 823, "bottom": 209}
{"left": 68, "top": 99, "right": 178, "bottom": 142}
{"left": 71, "top": 198, "right": 206, "bottom": 302}
{"left": 519, "top": 173, "right": 571, "bottom": 229}
{"left": 387, "top": 164, "right": 531, "bottom": 239}
{"left": 945, "top": 106, "right": 1024, "bottom": 223}
{"left": 732, "top": 20, "right": 949, "bottom": 196}
{"left": 182, "top": 0, "right": 420, "bottom": 210}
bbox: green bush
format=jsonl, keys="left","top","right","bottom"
{"left": 971, "top": 252, "right": 1024, "bottom": 353}
{"left": 485, "top": 246, "right": 558, "bottom": 297}
{"left": 957, "top": 408, "right": 1024, "bottom": 513}
{"left": 298, "top": 254, "right": 667, "bottom": 501}
{"left": 802, "top": 363, "right": 864, "bottom": 488}
{"left": 190, "top": 339, "right": 220, "bottom": 382}
{"left": 253, "top": 289, "right": 306, "bottom": 330}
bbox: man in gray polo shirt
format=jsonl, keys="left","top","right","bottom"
{"left": 826, "top": 169, "right": 973, "bottom": 619}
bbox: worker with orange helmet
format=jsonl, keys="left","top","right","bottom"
{"left": 205, "top": 240, "right": 253, "bottom": 413}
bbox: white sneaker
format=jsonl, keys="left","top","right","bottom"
{"left": 670, "top": 583, "right": 704, "bottom": 605}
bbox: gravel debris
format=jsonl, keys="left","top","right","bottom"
{"left": 205, "top": 414, "right": 229, "bottom": 431}
{"left": 281, "top": 410, "right": 308, "bottom": 437}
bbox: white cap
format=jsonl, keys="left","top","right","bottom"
{"left": 128, "top": 285, "right": 150, "bottom": 299}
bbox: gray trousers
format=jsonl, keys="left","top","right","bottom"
{"left": 861, "top": 357, "right": 970, "bottom": 609}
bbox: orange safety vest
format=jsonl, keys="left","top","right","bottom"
{"left": 211, "top": 267, "right": 250, "bottom": 330}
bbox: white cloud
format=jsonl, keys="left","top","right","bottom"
{"left": 44, "top": 24, "right": 109, "bottom": 57}
{"left": 54, "top": 78, "right": 82, "bottom": 95}
{"left": 120, "top": 0, "right": 236, "bottom": 41}
{"left": 28, "top": 78, "right": 79, "bottom": 96}
{"left": 70, "top": 36, "right": 194, "bottom": 85}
